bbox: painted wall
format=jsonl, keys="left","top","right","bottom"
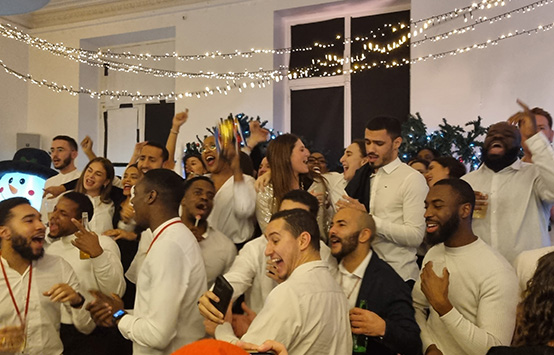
{"left": 2, "top": 0, "right": 554, "bottom": 164}
{"left": 0, "top": 23, "right": 29, "bottom": 161}
{"left": 0, "top": 0, "right": 336, "bottom": 167}
{"left": 411, "top": 0, "right": 554, "bottom": 130}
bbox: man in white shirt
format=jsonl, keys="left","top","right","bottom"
{"left": 462, "top": 107, "right": 554, "bottom": 263}
{"left": 180, "top": 176, "right": 237, "bottom": 288}
{"left": 203, "top": 209, "right": 351, "bottom": 355}
{"left": 199, "top": 189, "right": 336, "bottom": 329}
{"left": 0, "top": 197, "right": 92, "bottom": 355}
{"left": 45, "top": 191, "right": 126, "bottom": 354}
{"left": 41, "top": 135, "right": 81, "bottom": 224}
{"left": 413, "top": 179, "right": 519, "bottom": 355}
{"left": 328, "top": 207, "right": 421, "bottom": 355}
{"left": 87, "top": 169, "right": 207, "bottom": 355}
{"left": 344, "top": 117, "right": 428, "bottom": 285}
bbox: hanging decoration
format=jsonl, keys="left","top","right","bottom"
{"left": 412, "top": 0, "right": 552, "bottom": 47}
{"left": 399, "top": 114, "right": 488, "bottom": 171}
{"left": 0, "top": 0, "right": 549, "bottom": 100}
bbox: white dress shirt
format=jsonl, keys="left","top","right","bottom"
{"left": 334, "top": 250, "right": 372, "bottom": 310}
{"left": 207, "top": 175, "right": 257, "bottom": 244}
{"left": 324, "top": 171, "right": 348, "bottom": 213}
{"left": 223, "top": 235, "right": 338, "bottom": 313}
{"left": 198, "top": 225, "right": 237, "bottom": 288}
{"left": 216, "top": 260, "right": 352, "bottom": 355}
{"left": 462, "top": 132, "right": 554, "bottom": 263}
{"left": 412, "top": 239, "right": 519, "bottom": 355}
{"left": 117, "top": 218, "right": 207, "bottom": 355}
{"left": 45, "top": 232, "right": 126, "bottom": 315}
{"left": 87, "top": 195, "right": 115, "bottom": 236}
{"left": 40, "top": 169, "right": 82, "bottom": 224}
{"left": 125, "top": 228, "right": 153, "bottom": 284}
{"left": 0, "top": 254, "right": 93, "bottom": 355}
{"left": 369, "top": 158, "right": 428, "bottom": 281}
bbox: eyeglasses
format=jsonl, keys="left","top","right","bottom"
{"left": 200, "top": 144, "right": 217, "bottom": 153}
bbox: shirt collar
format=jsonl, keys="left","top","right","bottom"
{"left": 152, "top": 217, "right": 182, "bottom": 236}
{"left": 380, "top": 157, "right": 402, "bottom": 175}
{"left": 338, "top": 250, "right": 372, "bottom": 279}
{"left": 480, "top": 158, "right": 522, "bottom": 173}
{"left": 200, "top": 223, "right": 214, "bottom": 240}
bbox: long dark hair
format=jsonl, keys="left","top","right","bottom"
{"left": 266, "top": 134, "right": 314, "bottom": 212}
{"left": 513, "top": 251, "right": 554, "bottom": 346}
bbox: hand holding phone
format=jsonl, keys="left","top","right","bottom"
{"left": 210, "top": 275, "right": 234, "bottom": 317}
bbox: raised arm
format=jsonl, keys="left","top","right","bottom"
{"left": 164, "top": 110, "right": 188, "bottom": 170}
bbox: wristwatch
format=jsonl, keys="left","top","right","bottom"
{"left": 112, "top": 309, "right": 127, "bottom": 325}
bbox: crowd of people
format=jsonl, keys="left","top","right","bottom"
{"left": 1, "top": 103, "right": 554, "bottom": 355}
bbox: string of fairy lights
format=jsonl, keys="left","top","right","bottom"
{"left": 0, "top": 0, "right": 551, "bottom": 99}
{"left": 412, "top": 0, "right": 553, "bottom": 47}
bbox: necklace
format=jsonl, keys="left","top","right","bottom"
{"left": 340, "top": 273, "right": 361, "bottom": 300}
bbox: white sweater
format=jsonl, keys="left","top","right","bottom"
{"left": 412, "top": 238, "right": 519, "bottom": 355}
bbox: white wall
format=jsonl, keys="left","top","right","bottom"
{"left": 0, "top": 23, "right": 29, "bottom": 161}
{"left": 411, "top": 0, "right": 554, "bottom": 131}
{"left": 0, "top": 0, "right": 336, "bottom": 167}
{"left": 2, "top": 0, "right": 554, "bottom": 164}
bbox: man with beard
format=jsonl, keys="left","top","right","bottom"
{"left": 41, "top": 136, "right": 81, "bottom": 224}
{"left": 413, "top": 179, "right": 519, "bottom": 355}
{"left": 0, "top": 197, "right": 92, "bottom": 355}
{"left": 180, "top": 176, "right": 236, "bottom": 288}
{"left": 328, "top": 207, "right": 421, "bottom": 355}
{"left": 204, "top": 209, "right": 351, "bottom": 355}
{"left": 86, "top": 169, "right": 207, "bottom": 355}
{"left": 462, "top": 105, "right": 554, "bottom": 263}
{"left": 343, "top": 116, "right": 428, "bottom": 286}
{"left": 45, "top": 191, "right": 126, "bottom": 355}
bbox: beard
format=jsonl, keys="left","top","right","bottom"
{"left": 425, "top": 213, "right": 460, "bottom": 246}
{"left": 331, "top": 230, "right": 359, "bottom": 260}
{"left": 482, "top": 146, "right": 520, "bottom": 172}
{"left": 12, "top": 233, "right": 44, "bottom": 261}
{"left": 54, "top": 155, "right": 72, "bottom": 170}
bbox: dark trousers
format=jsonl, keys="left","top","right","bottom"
{"left": 60, "top": 323, "right": 132, "bottom": 355}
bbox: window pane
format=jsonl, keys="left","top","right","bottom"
{"left": 291, "top": 86, "right": 344, "bottom": 170}
{"left": 351, "top": 10, "right": 410, "bottom": 139}
{"left": 290, "top": 18, "right": 345, "bottom": 79}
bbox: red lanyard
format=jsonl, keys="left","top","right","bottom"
{"left": 0, "top": 252, "right": 32, "bottom": 327}
{"left": 146, "top": 220, "right": 182, "bottom": 255}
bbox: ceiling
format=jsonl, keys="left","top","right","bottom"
{"left": 1, "top": 0, "right": 209, "bottom": 29}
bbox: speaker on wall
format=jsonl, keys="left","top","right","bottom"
{"left": 17, "top": 133, "right": 41, "bottom": 150}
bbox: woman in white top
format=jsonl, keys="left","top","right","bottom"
{"left": 75, "top": 157, "right": 115, "bottom": 235}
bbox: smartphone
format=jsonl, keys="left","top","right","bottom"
{"left": 79, "top": 212, "right": 91, "bottom": 259}
{"left": 210, "top": 275, "right": 234, "bottom": 316}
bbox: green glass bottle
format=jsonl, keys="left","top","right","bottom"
{"left": 352, "top": 299, "right": 368, "bottom": 353}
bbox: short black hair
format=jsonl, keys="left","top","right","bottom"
{"left": 365, "top": 116, "right": 402, "bottom": 139}
{"left": 0, "top": 197, "right": 31, "bottom": 226}
{"left": 269, "top": 209, "right": 320, "bottom": 251}
{"left": 408, "top": 158, "right": 430, "bottom": 169}
{"left": 183, "top": 175, "right": 215, "bottom": 195}
{"left": 60, "top": 191, "right": 94, "bottom": 221}
{"left": 53, "top": 135, "right": 78, "bottom": 151}
{"left": 281, "top": 190, "right": 318, "bottom": 218}
{"left": 144, "top": 141, "right": 169, "bottom": 162}
{"left": 141, "top": 169, "right": 184, "bottom": 211}
{"left": 434, "top": 178, "right": 475, "bottom": 212}
{"left": 433, "top": 157, "right": 467, "bottom": 179}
